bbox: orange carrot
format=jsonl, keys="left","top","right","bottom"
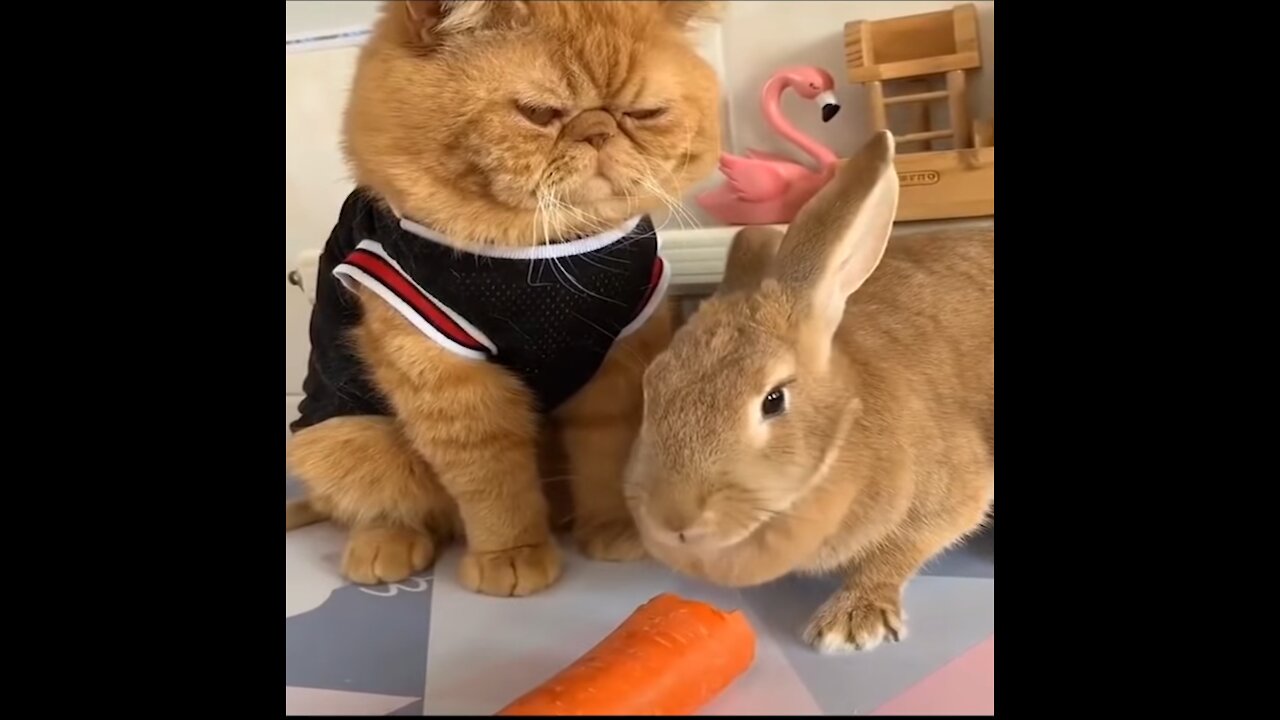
{"left": 496, "top": 593, "right": 756, "bottom": 716}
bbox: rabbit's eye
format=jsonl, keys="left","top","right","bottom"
{"left": 761, "top": 387, "right": 787, "bottom": 419}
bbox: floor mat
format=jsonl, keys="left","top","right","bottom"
{"left": 285, "top": 480, "right": 993, "bottom": 715}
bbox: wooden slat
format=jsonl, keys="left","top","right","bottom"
{"left": 850, "top": 51, "right": 981, "bottom": 83}
{"left": 884, "top": 90, "right": 949, "bottom": 105}
{"left": 952, "top": 3, "right": 981, "bottom": 57}
{"left": 946, "top": 70, "right": 972, "bottom": 150}
{"left": 908, "top": 78, "right": 933, "bottom": 151}
{"left": 843, "top": 20, "right": 872, "bottom": 71}
{"left": 867, "top": 81, "right": 887, "bottom": 132}
{"left": 895, "top": 130, "right": 953, "bottom": 144}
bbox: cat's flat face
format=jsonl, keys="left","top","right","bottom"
{"left": 346, "top": 1, "right": 722, "bottom": 246}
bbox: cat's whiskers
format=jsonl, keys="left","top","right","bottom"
{"left": 538, "top": 190, "right": 580, "bottom": 296}
{"left": 662, "top": 183, "right": 703, "bottom": 233}
{"left": 633, "top": 168, "right": 680, "bottom": 228}
{"left": 656, "top": 143, "right": 706, "bottom": 234}
{"left": 630, "top": 174, "right": 669, "bottom": 230}
{"left": 636, "top": 172, "right": 691, "bottom": 234}
{"left": 672, "top": 112, "right": 700, "bottom": 187}
{"left": 542, "top": 195, "right": 630, "bottom": 276}
{"left": 550, "top": 195, "right": 610, "bottom": 236}
{"left": 548, "top": 190, "right": 626, "bottom": 305}
{"left": 644, "top": 155, "right": 703, "bottom": 233}
{"left": 526, "top": 191, "right": 555, "bottom": 289}
{"left": 539, "top": 192, "right": 561, "bottom": 263}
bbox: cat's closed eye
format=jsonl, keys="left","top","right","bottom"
{"left": 625, "top": 108, "right": 667, "bottom": 121}
{"left": 517, "top": 102, "right": 563, "bottom": 127}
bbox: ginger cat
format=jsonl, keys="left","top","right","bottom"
{"left": 285, "top": 0, "right": 722, "bottom": 597}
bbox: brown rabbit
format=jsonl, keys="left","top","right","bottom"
{"left": 625, "top": 131, "right": 994, "bottom": 653}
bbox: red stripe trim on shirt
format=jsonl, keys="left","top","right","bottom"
{"left": 343, "top": 249, "right": 487, "bottom": 353}
{"left": 635, "top": 255, "right": 665, "bottom": 316}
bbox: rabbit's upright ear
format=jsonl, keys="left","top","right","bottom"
{"left": 717, "top": 226, "right": 784, "bottom": 296}
{"left": 773, "top": 131, "right": 899, "bottom": 352}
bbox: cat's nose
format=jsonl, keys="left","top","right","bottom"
{"left": 583, "top": 132, "right": 613, "bottom": 149}
{"left": 566, "top": 110, "right": 617, "bottom": 150}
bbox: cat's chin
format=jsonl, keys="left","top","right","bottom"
{"left": 579, "top": 175, "right": 616, "bottom": 202}
{"left": 551, "top": 183, "right": 662, "bottom": 230}
{"left": 573, "top": 197, "right": 661, "bottom": 228}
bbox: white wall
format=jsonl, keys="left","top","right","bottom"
{"left": 284, "top": 0, "right": 995, "bottom": 403}
{"left": 285, "top": 0, "right": 380, "bottom": 37}
{"left": 285, "top": 45, "right": 362, "bottom": 270}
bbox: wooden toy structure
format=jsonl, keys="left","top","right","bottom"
{"left": 844, "top": 4, "right": 994, "bottom": 221}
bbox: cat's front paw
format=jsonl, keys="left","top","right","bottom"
{"left": 802, "top": 587, "right": 907, "bottom": 654}
{"left": 574, "top": 519, "right": 647, "bottom": 562}
{"left": 343, "top": 527, "right": 436, "bottom": 585}
{"left": 458, "top": 542, "right": 562, "bottom": 597}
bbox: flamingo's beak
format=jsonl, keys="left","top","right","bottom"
{"left": 817, "top": 91, "right": 840, "bottom": 123}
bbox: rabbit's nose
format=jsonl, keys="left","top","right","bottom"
{"left": 650, "top": 505, "right": 713, "bottom": 546}
{"left": 655, "top": 503, "right": 704, "bottom": 535}
{"left": 640, "top": 480, "right": 713, "bottom": 544}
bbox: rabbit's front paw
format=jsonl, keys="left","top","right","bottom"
{"left": 574, "top": 519, "right": 647, "bottom": 562}
{"left": 803, "top": 587, "right": 907, "bottom": 654}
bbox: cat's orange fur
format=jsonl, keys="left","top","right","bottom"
{"left": 286, "top": 1, "right": 721, "bottom": 596}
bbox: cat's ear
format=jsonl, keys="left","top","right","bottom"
{"left": 399, "top": 1, "right": 528, "bottom": 47}
{"left": 661, "top": 0, "right": 724, "bottom": 28}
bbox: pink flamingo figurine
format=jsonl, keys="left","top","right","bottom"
{"left": 696, "top": 67, "right": 842, "bottom": 226}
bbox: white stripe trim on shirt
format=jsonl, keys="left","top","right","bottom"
{"left": 397, "top": 215, "right": 645, "bottom": 260}
{"left": 617, "top": 253, "right": 673, "bottom": 339}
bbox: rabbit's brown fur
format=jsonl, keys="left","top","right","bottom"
{"left": 627, "top": 132, "right": 994, "bottom": 652}
{"left": 286, "top": 1, "right": 721, "bottom": 596}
